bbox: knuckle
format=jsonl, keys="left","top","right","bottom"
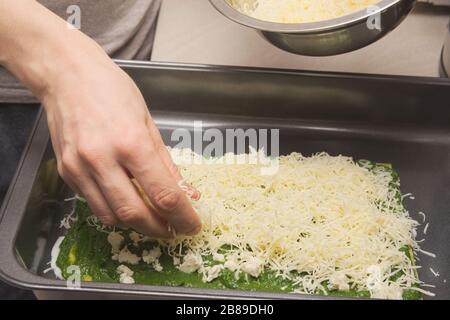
{"left": 114, "top": 132, "right": 147, "bottom": 158}
{"left": 77, "top": 143, "right": 104, "bottom": 166}
{"left": 60, "top": 152, "right": 79, "bottom": 176}
{"left": 152, "top": 186, "right": 182, "bottom": 213}
{"left": 115, "top": 205, "right": 141, "bottom": 224}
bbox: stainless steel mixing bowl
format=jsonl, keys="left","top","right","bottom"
{"left": 209, "top": 0, "right": 416, "bottom": 56}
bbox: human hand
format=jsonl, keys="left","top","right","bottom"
{"left": 42, "top": 49, "right": 201, "bottom": 238}
{"left": 0, "top": 0, "right": 201, "bottom": 238}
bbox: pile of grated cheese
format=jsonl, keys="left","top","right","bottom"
{"left": 153, "top": 148, "right": 424, "bottom": 299}
{"left": 228, "top": 0, "right": 380, "bottom": 23}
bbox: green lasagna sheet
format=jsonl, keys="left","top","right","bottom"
{"left": 56, "top": 161, "right": 421, "bottom": 299}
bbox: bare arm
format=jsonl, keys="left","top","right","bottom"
{"left": 0, "top": 0, "right": 201, "bottom": 237}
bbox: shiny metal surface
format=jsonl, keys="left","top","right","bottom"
{"left": 209, "top": 0, "right": 416, "bottom": 56}
{"left": 1, "top": 61, "right": 450, "bottom": 300}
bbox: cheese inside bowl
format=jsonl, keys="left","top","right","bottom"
{"left": 228, "top": 0, "right": 381, "bottom": 24}
{"left": 209, "top": 0, "right": 416, "bottom": 56}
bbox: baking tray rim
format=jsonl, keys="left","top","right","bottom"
{"left": 116, "top": 59, "right": 450, "bottom": 86}
{"left": 0, "top": 110, "right": 359, "bottom": 300}
{"left": 1, "top": 60, "right": 449, "bottom": 299}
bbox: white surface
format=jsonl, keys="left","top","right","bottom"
{"left": 152, "top": 0, "right": 450, "bottom": 77}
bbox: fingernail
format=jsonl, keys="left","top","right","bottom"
{"left": 178, "top": 180, "right": 201, "bottom": 201}
{"left": 185, "top": 224, "right": 202, "bottom": 236}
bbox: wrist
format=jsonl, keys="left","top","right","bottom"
{"left": 38, "top": 34, "right": 112, "bottom": 106}
{"left": 23, "top": 33, "right": 112, "bottom": 104}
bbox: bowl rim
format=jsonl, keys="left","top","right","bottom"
{"left": 209, "top": 0, "right": 403, "bottom": 33}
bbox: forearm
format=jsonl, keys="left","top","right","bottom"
{"left": 0, "top": 0, "right": 110, "bottom": 101}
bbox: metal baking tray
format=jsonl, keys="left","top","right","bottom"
{"left": 1, "top": 61, "right": 449, "bottom": 299}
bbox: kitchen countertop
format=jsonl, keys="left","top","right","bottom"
{"left": 152, "top": 1, "right": 450, "bottom": 77}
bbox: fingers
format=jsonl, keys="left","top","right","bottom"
{"left": 78, "top": 181, "right": 118, "bottom": 226}
{"left": 147, "top": 116, "right": 182, "bottom": 180}
{"left": 59, "top": 159, "right": 118, "bottom": 226}
{"left": 57, "top": 148, "right": 172, "bottom": 237}
{"left": 146, "top": 116, "right": 201, "bottom": 201}
{"left": 121, "top": 139, "right": 202, "bottom": 236}
{"left": 54, "top": 119, "right": 201, "bottom": 238}
{"left": 88, "top": 160, "right": 173, "bottom": 238}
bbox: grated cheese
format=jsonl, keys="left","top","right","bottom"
{"left": 423, "top": 223, "right": 429, "bottom": 235}
{"left": 409, "top": 287, "right": 436, "bottom": 297}
{"left": 117, "top": 246, "right": 141, "bottom": 265}
{"left": 228, "top": 0, "right": 379, "bottom": 23}
{"left": 430, "top": 267, "right": 440, "bottom": 277}
{"left": 417, "top": 249, "right": 436, "bottom": 258}
{"left": 158, "top": 148, "right": 424, "bottom": 298}
{"left": 59, "top": 211, "right": 77, "bottom": 230}
{"left": 418, "top": 211, "right": 426, "bottom": 223}
{"left": 59, "top": 148, "right": 430, "bottom": 298}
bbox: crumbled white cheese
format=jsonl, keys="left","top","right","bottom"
{"left": 212, "top": 252, "right": 225, "bottom": 262}
{"left": 202, "top": 265, "right": 223, "bottom": 283}
{"left": 328, "top": 273, "right": 350, "bottom": 291}
{"left": 116, "top": 264, "right": 135, "bottom": 284}
{"left": 142, "top": 247, "right": 162, "bottom": 264}
{"left": 371, "top": 283, "right": 403, "bottom": 300}
{"left": 117, "top": 246, "right": 140, "bottom": 265}
{"left": 129, "top": 231, "right": 142, "bottom": 246}
{"left": 224, "top": 257, "right": 239, "bottom": 272}
{"left": 107, "top": 231, "right": 124, "bottom": 253}
{"left": 241, "top": 257, "right": 263, "bottom": 278}
{"left": 173, "top": 256, "right": 181, "bottom": 266}
{"left": 366, "top": 265, "right": 383, "bottom": 289}
{"left": 366, "top": 264, "right": 403, "bottom": 299}
{"left": 178, "top": 252, "right": 203, "bottom": 273}
{"left": 119, "top": 274, "right": 135, "bottom": 284}
{"left": 117, "top": 264, "right": 133, "bottom": 275}
{"left": 153, "top": 260, "right": 163, "bottom": 272}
